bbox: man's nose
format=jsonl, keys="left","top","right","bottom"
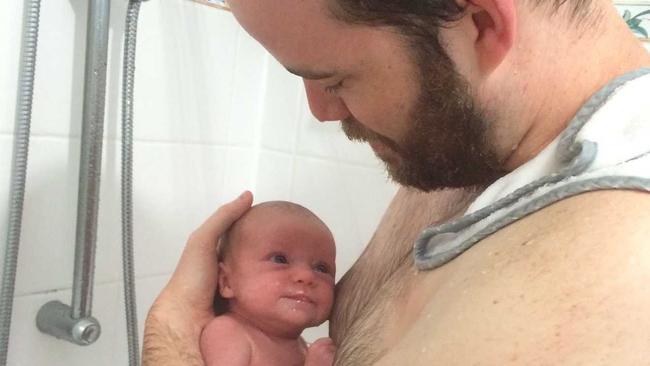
{"left": 303, "top": 79, "right": 351, "bottom": 122}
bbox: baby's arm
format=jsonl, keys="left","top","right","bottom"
{"left": 304, "top": 338, "right": 336, "bottom": 366}
{"left": 200, "top": 316, "right": 252, "bottom": 366}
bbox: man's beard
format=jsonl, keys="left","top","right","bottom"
{"left": 341, "top": 45, "right": 503, "bottom": 192}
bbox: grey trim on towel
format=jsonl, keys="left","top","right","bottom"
{"left": 414, "top": 67, "right": 650, "bottom": 271}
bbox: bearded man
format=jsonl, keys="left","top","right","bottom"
{"left": 143, "top": 0, "right": 650, "bottom": 364}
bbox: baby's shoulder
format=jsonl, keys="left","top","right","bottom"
{"left": 203, "top": 314, "right": 248, "bottom": 339}
{"left": 201, "top": 314, "right": 253, "bottom": 349}
{"left": 201, "top": 315, "right": 254, "bottom": 365}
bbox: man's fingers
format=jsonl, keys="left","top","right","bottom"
{"left": 310, "top": 337, "right": 336, "bottom": 350}
{"left": 191, "top": 190, "right": 254, "bottom": 252}
{"left": 165, "top": 191, "right": 253, "bottom": 306}
{"left": 305, "top": 337, "right": 336, "bottom": 366}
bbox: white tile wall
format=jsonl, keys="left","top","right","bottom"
{"left": 295, "top": 92, "right": 382, "bottom": 167}
{"left": 0, "top": 136, "right": 11, "bottom": 266}
{"left": 254, "top": 151, "right": 295, "bottom": 202}
{"left": 0, "top": 0, "right": 21, "bottom": 135}
{"left": 0, "top": 0, "right": 396, "bottom": 363}
{"left": 291, "top": 157, "right": 395, "bottom": 277}
{"left": 259, "top": 60, "right": 304, "bottom": 152}
{"left": 7, "top": 283, "right": 122, "bottom": 366}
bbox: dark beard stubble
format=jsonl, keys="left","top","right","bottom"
{"left": 341, "top": 39, "right": 504, "bottom": 191}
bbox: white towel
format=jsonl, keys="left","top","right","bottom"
{"left": 415, "top": 68, "right": 650, "bottom": 270}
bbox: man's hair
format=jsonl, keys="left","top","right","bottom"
{"left": 328, "top": 0, "right": 462, "bottom": 65}
{"left": 327, "top": 0, "right": 595, "bottom": 46}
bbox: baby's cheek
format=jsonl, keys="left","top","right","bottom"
{"left": 318, "top": 282, "right": 335, "bottom": 313}
{"left": 248, "top": 276, "right": 284, "bottom": 300}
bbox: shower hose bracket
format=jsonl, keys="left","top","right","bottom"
{"left": 36, "top": 301, "right": 101, "bottom": 346}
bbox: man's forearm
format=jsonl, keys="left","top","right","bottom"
{"left": 142, "top": 309, "right": 205, "bottom": 366}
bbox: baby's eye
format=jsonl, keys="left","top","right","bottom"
{"left": 314, "top": 263, "right": 330, "bottom": 274}
{"left": 271, "top": 254, "right": 288, "bottom": 264}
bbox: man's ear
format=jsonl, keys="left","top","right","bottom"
{"left": 466, "top": 0, "right": 517, "bottom": 73}
{"left": 218, "top": 262, "right": 235, "bottom": 299}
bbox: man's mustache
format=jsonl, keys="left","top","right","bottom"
{"left": 341, "top": 117, "right": 403, "bottom": 154}
{"left": 340, "top": 117, "right": 368, "bottom": 142}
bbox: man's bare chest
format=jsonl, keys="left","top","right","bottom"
{"left": 328, "top": 188, "right": 478, "bottom": 366}
{"left": 332, "top": 257, "right": 449, "bottom": 366}
{"left": 330, "top": 220, "right": 541, "bottom": 366}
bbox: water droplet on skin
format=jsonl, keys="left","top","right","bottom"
{"left": 421, "top": 347, "right": 427, "bottom": 353}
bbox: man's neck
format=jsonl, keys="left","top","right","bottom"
{"left": 496, "top": 3, "right": 650, "bottom": 171}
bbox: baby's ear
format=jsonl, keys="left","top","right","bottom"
{"left": 218, "top": 262, "right": 235, "bottom": 299}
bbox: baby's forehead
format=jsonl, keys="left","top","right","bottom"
{"left": 225, "top": 201, "right": 332, "bottom": 253}
{"left": 250, "top": 201, "right": 313, "bottom": 218}
{"left": 237, "top": 202, "right": 326, "bottom": 232}
{"left": 243, "top": 205, "right": 298, "bottom": 223}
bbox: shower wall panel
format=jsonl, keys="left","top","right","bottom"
{"left": 0, "top": 0, "right": 397, "bottom": 364}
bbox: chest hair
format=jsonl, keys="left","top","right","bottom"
{"left": 331, "top": 188, "right": 478, "bottom": 366}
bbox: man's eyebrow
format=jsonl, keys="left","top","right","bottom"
{"left": 285, "top": 67, "right": 336, "bottom": 80}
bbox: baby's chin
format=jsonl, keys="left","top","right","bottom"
{"left": 272, "top": 300, "right": 329, "bottom": 331}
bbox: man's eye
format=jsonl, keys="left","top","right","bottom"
{"left": 271, "top": 255, "right": 288, "bottom": 264}
{"left": 324, "top": 80, "right": 343, "bottom": 94}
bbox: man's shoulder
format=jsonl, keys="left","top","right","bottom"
{"left": 519, "top": 189, "right": 650, "bottom": 253}
{"left": 455, "top": 189, "right": 650, "bottom": 363}
{"left": 494, "top": 189, "right": 650, "bottom": 362}
{"left": 487, "top": 189, "right": 650, "bottom": 291}
{"left": 373, "top": 189, "right": 650, "bottom": 365}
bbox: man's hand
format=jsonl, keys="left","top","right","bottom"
{"left": 305, "top": 338, "right": 336, "bottom": 366}
{"left": 142, "top": 191, "right": 254, "bottom": 366}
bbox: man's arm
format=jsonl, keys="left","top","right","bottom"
{"left": 142, "top": 192, "right": 254, "bottom": 366}
{"left": 143, "top": 306, "right": 207, "bottom": 366}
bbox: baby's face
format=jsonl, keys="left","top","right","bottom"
{"left": 220, "top": 212, "right": 336, "bottom": 335}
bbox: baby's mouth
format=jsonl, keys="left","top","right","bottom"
{"left": 285, "top": 294, "right": 314, "bottom": 304}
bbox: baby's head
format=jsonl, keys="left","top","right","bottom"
{"left": 215, "top": 201, "right": 336, "bottom": 336}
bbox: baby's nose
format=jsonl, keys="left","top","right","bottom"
{"left": 292, "top": 264, "right": 316, "bottom": 285}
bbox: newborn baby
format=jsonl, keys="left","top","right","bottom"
{"left": 200, "top": 201, "right": 337, "bottom": 366}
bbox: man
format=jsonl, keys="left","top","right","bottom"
{"left": 143, "top": 0, "right": 650, "bottom": 364}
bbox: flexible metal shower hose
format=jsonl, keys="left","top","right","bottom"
{"left": 2, "top": 1, "right": 142, "bottom": 364}
{"left": 0, "top": 0, "right": 41, "bottom": 364}
{"left": 122, "top": 0, "right": 142, "bottom": 364}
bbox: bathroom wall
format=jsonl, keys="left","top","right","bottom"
{"left": 0, "top": 1, "right": 397, "bottom": 365}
